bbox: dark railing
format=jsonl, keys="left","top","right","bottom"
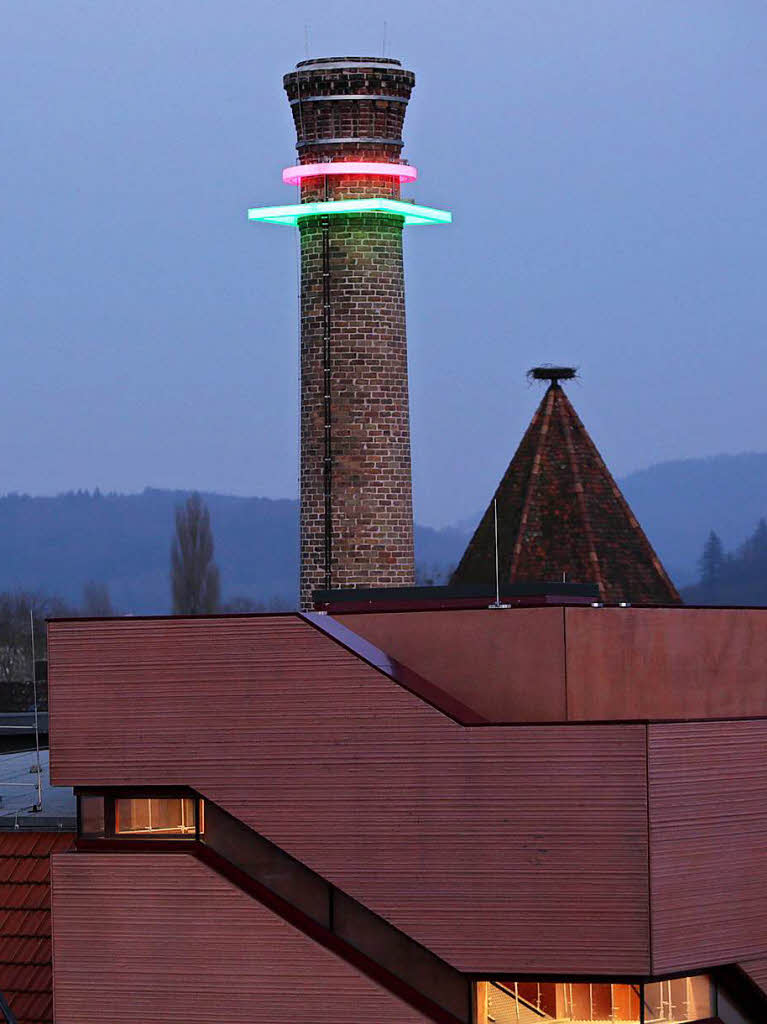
{"left": 75, "top": 790, "right": 471, "bottom": 1024}
{"left": 199, "top": 799, "right": 470, "bottom": 1024}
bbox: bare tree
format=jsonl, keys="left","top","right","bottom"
{"left": 81, "top": 581, "right": 115, "bottom": 617}
{"left": 170, "top": 493, "right": 220, "bottom": 614}
{"left": 0, "top": 590, "right": 74, "bottom": 683}
{"left": 0, "top": 590, "right": 75, "bottom": 711}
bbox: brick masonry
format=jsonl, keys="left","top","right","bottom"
{"left": 283, "top": 58, "right": 417, "bottom": 609}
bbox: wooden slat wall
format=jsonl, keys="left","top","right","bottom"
{"left": 49, "top": 615, "right": 650, "bottom": 974}
{"left": 51, "top": 852, "right": 431, "bottom": 1023}
{"left": 649, "top": 720, "right": 767, "bottom": 974}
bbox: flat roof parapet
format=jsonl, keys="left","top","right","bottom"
{"left": 312, "top": 582, "right": 599, "bottom": 613}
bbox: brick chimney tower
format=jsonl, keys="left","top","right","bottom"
{"left": 249, "top": 57, "right": 450, "bottom": 609}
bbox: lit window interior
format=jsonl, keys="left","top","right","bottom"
{"left": 115, "top": 796, "right": 196, "bottom": 836}
{"left": 643, "top": 977, "right": 714, "bottom": 1023}
{"left": 479, "top": 975, "right": 714, "bottom": 1023}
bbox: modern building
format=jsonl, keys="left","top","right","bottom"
{"left": 47, "top": 601, "right": 767, "bottom": 1022}
{"left": 43, "top": 56, "right": 767, "bottom": 1024}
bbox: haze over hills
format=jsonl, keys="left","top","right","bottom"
{"left": 1, "top": 452, "right": 766, "bottom": 612}
{"left": 618, "top": 452, "right": 767, "bottom": 588}
{"left": 447, "top": 452, "right": 767, "bottom": 593}
{"left": 0, "top": 488, "right": 468, "bottom": 614}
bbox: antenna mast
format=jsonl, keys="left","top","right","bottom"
{"left": 489, "top": 498, "right": 510, "bottom": 609}
{"left": 29, "top": 610, "right": 43, "bottom": 812}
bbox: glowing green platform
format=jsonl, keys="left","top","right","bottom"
{"left": 247, "top": 198, "right": 452, "bottom": 227}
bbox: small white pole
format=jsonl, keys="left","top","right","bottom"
{"left": 489, "top": 499, "right": 510, "bottom": 609}
{"left": 29, "top": 610, "right": 43, "bottom": 812}
{"left": 494, "top": 499, "right": 500, "bottom": 606}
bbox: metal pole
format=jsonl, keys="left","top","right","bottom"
{"left": 494, "top": 499, "right": 500, "bottom": 605}
{"left": 321, "top": 175, "right": 333, "bottom": 592}
{"left": 29, "top": 610, "right": 42, "bottom": 812}
{"left": 0, "top": 989, "right": 18, "bottom": 1024}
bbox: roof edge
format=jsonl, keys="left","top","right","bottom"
{"left": 300, "top": 613, "right": 488, "bottom": 725}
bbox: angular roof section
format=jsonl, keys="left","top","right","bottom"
{"left": 738, "top": 958, "right": 767, "bottom": 1005}
{"left": 452, "top": 379, "right": 681, "bottom": 605}
{"left": 0, "top": 832, "right": 74, "bottom": 1024}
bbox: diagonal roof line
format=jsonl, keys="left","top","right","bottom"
{"left": 299, "top": 613, "right": 489, "bottom": 725}
{"left": 509, "top": 384, "right": 556, "bottom": 578}
{"left": 556, "top": 385, "right": 606, "bottom": 600}
{"left": 452, "top": 378, "right": 681, "bottom": 605}
{"left": 0, "top": 992, "right": 17, "bottom": 1024}
{"left": 559, "top": 389, "right": 681, "bottom": 603}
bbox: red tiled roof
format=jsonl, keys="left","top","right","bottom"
{"left": 0, "top": 832, "right": 74, "bottom": 1024}
{"left": 452, "top": 381, "right": 681, "bottom": 605}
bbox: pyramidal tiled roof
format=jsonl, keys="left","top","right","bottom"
{"left": 452, "top": 380, "right": 681, "bottom": 605}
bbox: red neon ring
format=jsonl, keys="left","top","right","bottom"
{"left": 282, "top": 162, "right": 418, "bottom": 186}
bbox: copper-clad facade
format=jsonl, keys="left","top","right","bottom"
{"left": 49, "top": 614, "right": 650, "bottom": 975}
{"left": 649, "top": 720, "right": 767, "bottom": 974}
{"left": 47, "top": 607, "right": 767, "bottom": 1019}
{"left": 336, "top": 605, "right": 767, "bottom": 722}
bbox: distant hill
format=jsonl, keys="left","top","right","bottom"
{"left": 2, "top": 452, "right": 767, "bottom": 612}
{"left": 680, "top": 519, "right": 767, "bottom": 606}
{"left": 0, "top": 489, "right": 469, "bottom": 614}
{"left": 449, "top": 453, "right": 767, "bottom": 591}
{"left": 618, "top": 452, "right": 767, "bottom": 587}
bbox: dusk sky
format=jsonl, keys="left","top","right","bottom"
{"left": 3, "top": 2, "right": 766, "bottom": 527}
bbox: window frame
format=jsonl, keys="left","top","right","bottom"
{"left": 475, "top": 973, "right": 718, "bottom": 1024}
{"left": 75, "top": 787, "right": 203, "bottom": 842}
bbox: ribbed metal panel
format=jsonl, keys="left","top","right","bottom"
{"left": 649, "top": 720, "right": 767, "bottom": 973}
{"left": 49, "top": 616, "right": 649, "bottom": 974}
{"left": 51, "top": 852, "right": 431, "bottom": 1023}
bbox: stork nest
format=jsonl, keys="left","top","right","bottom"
{"left": 527, "top": 365, "right": 578, "bottom": 383}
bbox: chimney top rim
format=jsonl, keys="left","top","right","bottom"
{"left": 293, "top": 56, "right": 403, "bottom": 72}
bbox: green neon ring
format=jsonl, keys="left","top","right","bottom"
{"left": 247, "top": 198, "right": 451, "bottom": 227}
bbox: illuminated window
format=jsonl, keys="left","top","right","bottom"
{"left": 115, "top": 796, "right": 196, "bottom": 837}
{"left": 479, "top": 976, "right": 714, "bottom": 1023}
{"left": 644, "top": 976, "right": 715, "bottom": 1023}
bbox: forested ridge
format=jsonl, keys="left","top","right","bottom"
{"left": 2, "top": 450, "right": 767, "bottom": 613}
{"left": 683, "top": 520, "right": 767, "bottom": 605}
{"left": 0, "top": 488, "right": 467, "bottom": 614}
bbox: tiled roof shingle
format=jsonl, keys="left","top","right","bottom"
{"left": 452, "top": 381, "right": 681, "bottom": 605}
{"left": 0, "top": 832, "right": 74, "bottom": 1024}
